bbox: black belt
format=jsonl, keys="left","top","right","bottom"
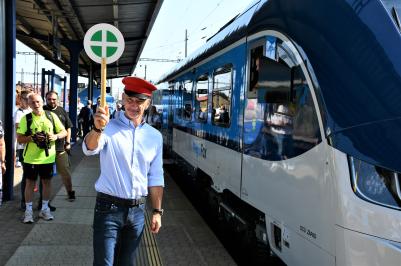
{"left": 97, "top": 192, "right": 146, "bottom": 207}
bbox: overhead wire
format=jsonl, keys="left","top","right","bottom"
{"left": 147, "top": 0, "right": 227, "bottom": 59}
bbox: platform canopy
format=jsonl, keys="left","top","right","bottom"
{"left": 16, "top": 0, "right": 163, "bottom": 79}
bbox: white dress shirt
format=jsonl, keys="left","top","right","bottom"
{"left": 82, "top": 111, "right": 164, "bottom": 199}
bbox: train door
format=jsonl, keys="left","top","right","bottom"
{"left": 191, "top": 74, "right": 209, "bottom": 169}
{"left": 173, "top": 80, "right": 198, "bottom": 167}
{"left": 241, "top": 33, "right": 336, "bottom": 265}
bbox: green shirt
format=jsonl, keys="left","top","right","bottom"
{"left": 17, "top": 111, "right": 65, "bottom": 164}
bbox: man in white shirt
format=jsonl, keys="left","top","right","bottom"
{"left": 14, "top": 91, "right": 31, "bottom": 210}
{"left": 83, "top": 77, "right": 164, "bottom": 265}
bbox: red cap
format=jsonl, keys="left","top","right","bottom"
{"left": 122, "top": 76, "right": 156, "bottom": 99}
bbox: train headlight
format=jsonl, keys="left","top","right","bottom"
{"left": 349, "top": 156, "right": 401, "bottom": 210}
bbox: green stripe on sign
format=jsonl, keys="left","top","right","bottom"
{"left": 91, "top": 30, "right": 102, "bottom": 42}
{"left": 107, "top": 31, "right": 117, "bottom": 42}
{"left": 107, "top": 47, "right": 117, "bottom": 57}
{"left": 91, "top": 46, "right": 102, "bottom": 57}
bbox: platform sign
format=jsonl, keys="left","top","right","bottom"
{"left": 84, "top": 23, "right": 124, "bottom": 117}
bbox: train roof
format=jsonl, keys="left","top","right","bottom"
{"left": 157, "top": 0, "right": 401, "bottom": 85}
{"left": 157, "top": 0, "right": 260, "bottom": 84}
{"left": 157, "top": 0, "right": 401, "bottom": 173}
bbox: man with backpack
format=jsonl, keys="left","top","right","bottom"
{"left": 16, "top": 93, "right": 67, "bottom": 224}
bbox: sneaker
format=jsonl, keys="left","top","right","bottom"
{"left": 23, "top": 210, "right": 34, "bottom": 224}
{"left": 39, "top": 208, "right": 54, "bottom": 221}
{"left": 67, "top": 190, "right": 76, "bottom": 202}
{"left": 16, "top": 161, "right": 22, "bottom": 168}
{"left": 37, "top": 202, "right": 56, "bottom": 212}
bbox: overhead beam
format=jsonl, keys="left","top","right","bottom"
{"left": 113, "top": 0, "right": 119, "bottom": 28}
{"left": 16, "top": 13, "right": 33, "bottom": 34}
{"left": 58, "top": 0, "right": 86, "bottom": 38}
{"left": 71, "top": 2, "right": 156, "bottom": 8}
{"left": 32, "top": 0, "right": 68, "bottom": 39}
{"left": 53, "top": 0, "right": 80, "bottom": 40}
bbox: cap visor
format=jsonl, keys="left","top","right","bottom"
{"left": 124, "top": 90, "right": 151, "bottom": 100}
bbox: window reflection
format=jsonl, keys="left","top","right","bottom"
{"left": 212, "top": 65, "right": 232, "bottom": 127}
{"left": 244, "top": 37, "right": 321, "bottom": 161}
{"left": 182, "top": 81, "right": 193, "bottom": 121}
{"left": 195, "top": 74, "right": 209, "bottom": 122}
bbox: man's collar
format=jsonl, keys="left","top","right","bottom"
{"left": 119, "top": 111, "right": 146, "bottom": 127}
{"left": 46, "top": 105, "right": 57, "bottom": 111}
{"left": 32, "top": 110, "right": 44, "bottom": 116}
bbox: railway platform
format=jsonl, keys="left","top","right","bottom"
{"left": 0, "top": 140, "right": 236, "bottom": 266}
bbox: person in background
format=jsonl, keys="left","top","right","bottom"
{"left": 15, "top": 91, "right": 32, "bottom": 168}
{"left": 0, "top": 120, "right": 6, "bottom": 206}
{"left": 83, "top": 76, "right": 164, "bottom": 265}
{"left": 17, "top": 93, "right": 67, "bottom": 223}
{"left": 111, "top": 102, "right": 123, "bottom": 119}
{"left": 145, "top": 105, "right": 161, "bottom": 129}
{"left": 92, "top": 96, "right": 101, "bottom": 114}
{"left": 219, "top": 105, "right": 230, "bottom": 124}
{"left": 44, "top": 91, "right": 75, "bottom": 202}
{"left": 77, "top": 98, "right": 84, "bottom": 113}
{"left": 78, "top": 100, "right": 93, "bottom": 137}
{"left": 14, "top": 91, "right": 32, "bottom": 210}
{"left": 77, "top": 98, "right": 85, "bottom": 136}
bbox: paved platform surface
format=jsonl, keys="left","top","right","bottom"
{"left": 0, "top": 141, "right": 236, "bottom": 265}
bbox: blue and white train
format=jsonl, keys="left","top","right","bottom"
{"left": 155, "top": 0, "right": 401, "bottom": 265}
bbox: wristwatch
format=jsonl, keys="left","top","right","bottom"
{"left": 152, "top": 208, "right": 164, "bottom": 216}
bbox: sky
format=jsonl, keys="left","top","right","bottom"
{"left": 16, "top": 0, "right": 255, "bottom": 97}
{"left": 132, "top": 0, "right": 255, "bottom": 83}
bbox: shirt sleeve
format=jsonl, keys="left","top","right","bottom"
{"left": 16, "top": 116, "right": 27, "bottom": 135}
{"left": 15, "top": 110, "right": 22, "bottom": 124}
{"left": 82, "top": 134, "right": 106, "bottom": 156}
{"left": 147, "top": 134, "right": 164, "bottom": 187}
{"left": 51, "top": 112, "right": 65, "bottom": 133}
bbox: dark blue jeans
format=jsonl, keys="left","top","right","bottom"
{"left": 93, "top": 196, "right": 146, "bottom": 266}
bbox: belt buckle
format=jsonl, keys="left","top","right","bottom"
{"left": 127, "top": 198, "right": 138, "bottom": 207}
{"left": 132, "top": 199, "right": 138, "bottom": 206}
{"left": 132, "top": 197, "right": 143, "bottom": 207}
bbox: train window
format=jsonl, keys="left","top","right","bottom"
{"left": 244, "top": 37, "right": 321, "bottom": 161}
{"left": 249, "top": 37, "right": 277, "bottom": 98}
{"left": 212, "top": 65, "right": 232, "bottom": 127}
{"left": 182, "top": 80, "right": 193, "bottom": 121}
{"left": 195, "top": 74, "right": 209, "bottom": 122}
{"left": 249, "top": 46, "right": 264, "bottom": 96}
{"left": 176, "top": 83, "right": 182, "bottom": 119}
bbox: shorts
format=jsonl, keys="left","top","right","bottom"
{"left": 23, "top": 163, "right": 54, "bottom": 181}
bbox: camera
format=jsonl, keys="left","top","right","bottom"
{"left": 32, "top": 131, "right": 51, "bottom": 156}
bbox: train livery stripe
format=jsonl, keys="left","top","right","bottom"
{"left": 173, "top": 124, "right": 241, "bottom": 152}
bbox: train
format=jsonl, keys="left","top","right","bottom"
{"left": 154, "top": 0, "right": 401, "bottom": 265}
